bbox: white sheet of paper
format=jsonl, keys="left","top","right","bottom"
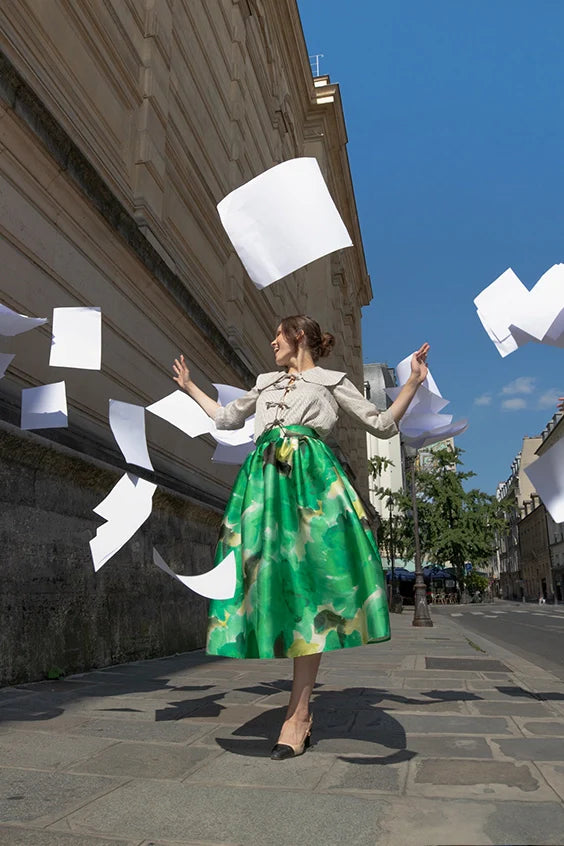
{"left": 90, "top": 473, "right": 156, "bottom": 571}
{"left": 386, "top": 385, "right": 449, "bottom": 415}
{"left": 0, "top": 353, "right": 15, "bottom": 379}
{"left": 401, "top": 412, "right": 454, "bottom": 437}
{"left": 477, "top": 309, "right": 521, "bottom": 358}
{"left": 474, "top": 268, "right": 531, "bottom": 346}
{"left": 211, "top": 441, "right": 255, "bottom": 465}
{"left": 146, "top": 390, "right": 214, "bottom": 437}
{"left": 153, "top": 547, "right": 237, "bottom": 600}
{"left": 49, "top": 307, "right": 102, "bottom": 370}
{"left": 217, "top": 157, "right": 353, "bottom": 290}
{"left": 513, "top": 263, "right": 564, "bottom": 342}
{"left": 109, "top": 400, "right": 153, "bottom": 471}
{"left": 211, "top": 417, "right": 255, "bottom": 447}
{"left": 0, "top": 304, "right": 47, "bottom": 336}
{"left": 523, "top": 437, "right": 564, "bottom": 524}
{"left": 21, "top": 382, "right": 68, "bottom": 430}
{"left": 395, "top": 353, "right": 442, "bottom": 397}
{"left": 402, "top": 418, "right": 468, "bottom": 450}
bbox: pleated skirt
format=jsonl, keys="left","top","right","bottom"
{"left": 206, "top": 425, "right": 390, "bottom": 659}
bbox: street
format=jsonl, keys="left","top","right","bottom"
{"left": 433, "top": 601, "right": 564, "bottom": 680}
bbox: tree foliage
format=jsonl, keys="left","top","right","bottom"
{"left": 368, "top": 445, "right": 506, "bottom": 588}
{"left": 413, "top": 446, "right": 505, "bottom": 587}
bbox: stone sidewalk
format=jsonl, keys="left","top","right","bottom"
{"left": 1, "top": 612, "right": 564, "bottom": 846}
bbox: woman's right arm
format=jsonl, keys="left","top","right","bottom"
{"left": 173, "top": 355, "right": 220, "bottom": 419}
{"left": 172, "top": 354, "right": 258, "bottom": 429}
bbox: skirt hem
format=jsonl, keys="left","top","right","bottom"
{"left": 206, "top": 633, "right": 391, "bottom": 661}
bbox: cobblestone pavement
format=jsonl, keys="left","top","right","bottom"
{"left": 1, "top": 609, "right": 564, "bottom": 845}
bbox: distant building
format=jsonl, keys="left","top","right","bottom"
{"left": 497, "top": 436, "right": 542, "bottom": 600}
{"left": 534, "top": 410, "right": 564, "bottom": 601}
{"left": 417, "top": 437, "right": 455, "bottom": 472}
{"left": 364, "top": 363, "right": 403, "bottom": 521}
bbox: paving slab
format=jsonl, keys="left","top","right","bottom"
{"left": 467, "top": 700, "right": 555, "bottom": 717}
{"left": 184, "top": 747, "right": 325, "bottom": 789}
{"left": 315, "top": 756, "right": 407, "bottom": 794}
{"left": 61, "top": 779, "right": 389, "bottom": 846}
{"left": 0, "top": 768, "right": 125, "bottom": 825}
{"left": 0, "top": 828, "right": 135, "bottom": 846}
{"left": 519, "top": 720, "right": 564, "bottom": 736}
{"left": 410, "top": 758, "right": 555, "bottom": 801}
{"left": 61, "top": 716, "right": 211, "bottom": 744}
{"left": 493, "top": 737, "right": 564, "bottom": 761}
{"left": 355, "top": 710, "right": 514, "bottom": 735}
{"left": 67, "top": 741, "right": 218, "bottom": 779}
{"left": 0, "top": 729, "right": 116, "bottom": 771}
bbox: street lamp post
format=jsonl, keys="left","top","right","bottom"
{"left": 406, "top": 448, "right": 433, "bottom": 627}
{"left": 388, "top": 497, "right": 403, "bottom": 613}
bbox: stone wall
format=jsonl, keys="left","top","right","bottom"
{"left": 0, "top": 0, "right": 373, "bottom": 683}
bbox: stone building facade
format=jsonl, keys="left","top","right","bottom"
{"left": 519, "top": 495, "right": 552, "bottom": 601}
{"left": 496, "top": 436, "right": 541, "bottom": 600}
{"left": 534, "top": 411, "right": 564, "bottom": 601}
{"left": 0, "top": 0, "right": 372, "bottom": 683}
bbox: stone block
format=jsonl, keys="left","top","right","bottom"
{"left": 68, "top": 741, "right": 216, "bottom": 779}
{"left": 468, "top": 701, "right": 553, "bottom": 718}
{"left": 0, "top": 730, "right": 114, "bottom": 770}
{"left": 0, "top": 827, "right": 133, "bottom": 846}
{"left": 494, "top": 737, "right": 564, "bottom": 761}
{"left": 61, "top": 779, "right": 389, "bottom": 845}
{"left": 184, "top": 748, "right": 324, "bottom": 789}
{"left": 0, "top": 769, "right": 123, "bottom": 824}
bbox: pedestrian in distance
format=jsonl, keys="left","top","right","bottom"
{"left": 539, "top": 594, "right": 546, "bottom": 605}
{"left": 173, "top": 315, "right": 429, "bottom": 759}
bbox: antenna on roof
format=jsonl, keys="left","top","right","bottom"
{"left": 309, "top": 54, "right": 324, "bottom": 77}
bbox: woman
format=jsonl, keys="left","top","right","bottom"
{"left": 173, "top": 315, "right": 429, "bottom": 759}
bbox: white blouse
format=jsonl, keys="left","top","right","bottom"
{"left": 214, "top": 366, "right": 398, "bottom": 441}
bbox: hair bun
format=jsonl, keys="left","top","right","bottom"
{"left": 319, "top": 332, "right": 335, "bottom": 358}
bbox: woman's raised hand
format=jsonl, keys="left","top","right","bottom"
{"left": 410, "top": 342, "right": 430, "bottom": 385}
{"left": 173, "top": 354, "right": 192, "bottom": 391}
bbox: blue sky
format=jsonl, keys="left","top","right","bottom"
{"left": 298, "top": 0, "right": 564, "bottom": 494}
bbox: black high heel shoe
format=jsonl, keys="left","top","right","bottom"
{"left": 270, "top": 715, "right": 313, "bottom": 760}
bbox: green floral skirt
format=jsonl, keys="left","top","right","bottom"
{"left": 206, "top": 425, "right": 390, "bottom": 659}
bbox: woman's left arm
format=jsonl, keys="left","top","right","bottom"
{"left": 332, "top": 343, "right": 429, "bottom": 438}
{"left": 388, "top": 343, "right": 429, "bottom": 423}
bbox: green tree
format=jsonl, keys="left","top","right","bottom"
{"left": 367, "top": 456, "right": 415, "bottom": 564}
{"left": 414, "top": 446, "right": 504, "bottom": 588}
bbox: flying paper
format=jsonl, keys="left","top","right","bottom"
{"left": 217, "top": 157, "right": 353, "bottom": 290}
{"left": 523, "top": 437, "right": 564, "bottom": 524}
{"left": 146, "top": 390, "right": 214, "bottom": 437}
{"left": 153, "top": 547, "right": 237, "bottom": 600}
{"left": 212, "top": 441, "right": 255, "bottom": 465}
{"left": 388, "top": 352, "right": 468, "bottom": 450}
{"left": 50, "top": 306, "right": 102, "bottom": 370}
{"left": 90, "top": 473, "right": 156, "bottom": 571}
{"left": 109, "top": 400, "right": 153, "bottom": 471}
{"left": 475, "top": 264, "right": 564, "bottom": 356}
{"left": 0, "top": 353, "right": 15, "bottom": 379}
{"left": 21, "top": 382, "right": 68, "bottom": 430}
{"left": 395, "top": 353, "right": 442, "bottom": 397}
{"left": 401, "top": 419, "right": 469, "bottom": 450}
{"left": 0, "top": 304, "right": 47, "bottom": 336}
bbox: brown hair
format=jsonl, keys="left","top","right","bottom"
{"left": 279, "top": 315, "right": 335, "bottom": 362}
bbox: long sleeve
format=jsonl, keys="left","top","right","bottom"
{"left": 332, "top": 377, "right": 398, "bottom": 439}
{"left": 214, "top": 384, "right": 259, "bottom": 430}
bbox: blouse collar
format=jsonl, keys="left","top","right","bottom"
{"left": 256, "top": 367, "right": 346, "bottom": 390}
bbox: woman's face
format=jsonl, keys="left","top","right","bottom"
{"left": 270, "top": 325, "right": 295, "bottom": 367}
